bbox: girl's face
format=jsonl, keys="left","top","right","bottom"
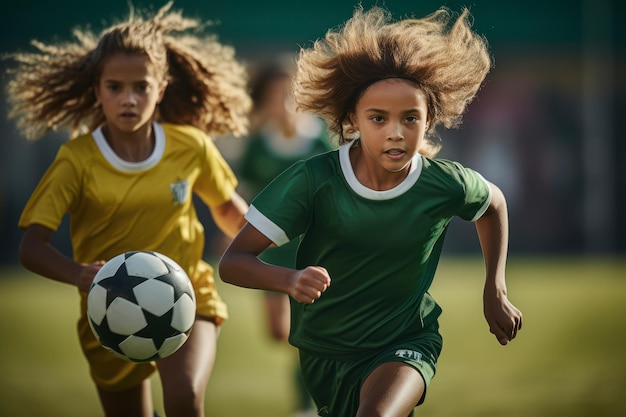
{"left": 349, "top": 78, "right": 430, "bottom": 177}
{"left": 262, "top": 76, "right": 294, "bottom": 123}
{"left": 94, "top": 53, "right": 167, "bottom": 135}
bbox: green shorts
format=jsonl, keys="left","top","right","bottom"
{"left": 299, "top": 322, "right": 442, "bottom": 417}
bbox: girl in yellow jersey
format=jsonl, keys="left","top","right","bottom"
{"left": 5, "top": 3, "right": 250, "bottom": 416}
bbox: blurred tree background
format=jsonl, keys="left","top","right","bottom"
{"left": 1, "top": 0, "right": 624, "bottom": 263}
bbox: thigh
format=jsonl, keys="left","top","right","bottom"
{"left": 78, "top": 296, "right": 156, "bottom": 390}
{"left": 97, "top": 379, "right": 153, "bottom": 417}
{"left": 157, "top": 318, "right": 218, "bottom": 403}
{"left": 357, "top": 362, "right": 424, "bottom": 417}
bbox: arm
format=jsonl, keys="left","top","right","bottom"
{"left": 475, "top": 182, "right": 523, "bottom": 345}
{"left": 218, "top": 223, "right": 331, "bottom": 304}
{"left": 209, "top": 191, "right": 249, "bottom": 238}
{"left": 19, "top": 224, "right": 104, "bottom": 292}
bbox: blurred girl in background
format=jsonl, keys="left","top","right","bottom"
{"left": 238, "top": 57, "right": 332, "bottom": 417}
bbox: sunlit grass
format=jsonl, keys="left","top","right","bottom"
{"left": 0, "top": 256, "right": 624, "bottom": 416}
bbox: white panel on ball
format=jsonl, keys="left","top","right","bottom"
{"left": 125, "top": 252, "right": 169, "bottom": 278}
{"left": 93, "top": 254, "right": 125, "bottom": 282}
{"left": 171, "top": 294, "right": 196, "bottom": 332}
{"left": 158, "top": 334, "right": 188, "bottom": 358}
{"left": 119, "top": 336, "right": 158, "bottom": 361}
{"left": 133, "top": 279, "right": 175, "bottom": 316}
{"left": 107, "top": 298, "right": 147, "bottom": 335}
{"left": 87, "top": 284, "right": 108, "bottom": 325}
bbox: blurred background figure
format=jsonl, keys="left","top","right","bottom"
{"left": 237, "top": 56, "right": 333, "bottom": 417}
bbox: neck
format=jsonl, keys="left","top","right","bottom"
{"left": 101, "top": 123, "right": 155, "bottom": 162}
{"left": 349, "top": 144, "right": 410, "bottom": 191}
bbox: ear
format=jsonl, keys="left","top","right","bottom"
{"left": 348, "top": 112, "right": 358, "bottom": 130}
{"left": 342, "top": 113, "right": 360, "bottom": 140}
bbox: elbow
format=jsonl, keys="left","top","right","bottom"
{"left": 217, "top": 255, "right": 234, "bottom": 284}
{"left": 18, "top": 235, "right": 35, "bottom": 271}
{"left": 18, "top": 249, "right": 29, "bottom": 270}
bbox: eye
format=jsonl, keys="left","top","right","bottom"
{"left": 370, "top": 115, "right": 384, "bottom": 123}
{"left": 405, "top": 115, "right": 419, "bottom": 123}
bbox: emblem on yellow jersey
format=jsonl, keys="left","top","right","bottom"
{"left": 169, "top": 180, "right": 189, "bottom": 205}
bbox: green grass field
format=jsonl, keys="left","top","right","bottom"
{"left": 0, "top": 256, "right": 625, "bottom": 417}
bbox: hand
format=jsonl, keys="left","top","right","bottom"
{"left": 76, "top": 260, "right": 106, "bottom": 293}
{"left": 483, "top": 287, "right": 522, "bottom": 345}
{"left": 289, "top": 266, "right": 331, "bottom": 304}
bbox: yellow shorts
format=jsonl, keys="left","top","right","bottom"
{"left": 78, "top": 260, "right": 227, "bottom": 391}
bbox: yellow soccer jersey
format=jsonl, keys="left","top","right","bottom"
{"left": 19, "top": 122, "right": 237, "bottom": 284}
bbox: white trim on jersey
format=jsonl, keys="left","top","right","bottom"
{"left": 338, "top": 141, "right": 423, "bottom": 200}
{"left": 92, "top": 122, "right": 166, "bottom": 172}
{"left": 245, "top": 205, "right": 291, "bottom": 246}
{"left": 471, "top": 173, "right": 492, "bottom": 222}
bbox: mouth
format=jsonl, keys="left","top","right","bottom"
{"left": 119, "top": 112, "right": 138, "bottom": 119}
{"left": 384, "top": 149, "right": 406, "bottom": 159}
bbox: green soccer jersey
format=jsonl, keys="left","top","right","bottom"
{"left": 245, "top": 141, "right": 491, "bottom": 359}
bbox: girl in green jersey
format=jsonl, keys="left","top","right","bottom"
{"left": 220, "top": 5, "right": 523, "bottom": 417}
{"left": 6, "top": 3, "right": 250, "bottom": 416}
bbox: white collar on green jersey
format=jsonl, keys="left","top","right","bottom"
{"left": 339, "top": 140, "right": 423, "bottom": 200}
{"left": 92, "top": 122, "right": 166, "bottom": 172}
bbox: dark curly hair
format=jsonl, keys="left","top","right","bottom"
{"left": 293, "top": 6, "right": 491, "bottom": 156}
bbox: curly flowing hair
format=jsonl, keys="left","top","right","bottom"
{"left": 293, "top": 6, "right": 491, "bottom": 156}
{"left": 4, "top": 1, "right": 251, "bottom": 140}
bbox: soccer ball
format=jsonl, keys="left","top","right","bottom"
{"left": 87, "top": 251, "right": 196, "bottom": 362}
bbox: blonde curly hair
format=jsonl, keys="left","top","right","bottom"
{"left": 4, "top": 1, "right": 251, "bottom": 140}
{"left": 293, "top": 6, "right": 491, "bottom": 156}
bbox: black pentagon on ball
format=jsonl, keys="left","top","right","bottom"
{"left": 96, "top": 263, "right": 148, "bottom": 306}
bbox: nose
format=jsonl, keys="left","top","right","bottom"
{"left": 387, "top": 122, "right": 404, "bottom": 141}
{"left": 121, "top": 88, "right": 138, "bottom": 105}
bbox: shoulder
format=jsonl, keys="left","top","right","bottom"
{"left": 422, "top": 157, "right": 490, "bottom": 200}
{"left": 300, "top": 149, "right": 341, "bottom": 189}
{"left": 419, "top": 157, "right": 483, "bottom": 193}
{"left": 63, "top": 131, "right": 97, "bottom": 150}
{"left": 423, "top": 157, "right": 464, "bottom": 172}
{"left": 161, "top": 123, "right": 224, "bottom": 155}
{"left": 422, "top": 157, "right": 480, "bottom": 181}
{"left": 161, "top": 123, "right": 214, "bottom": 147}
{"left": 303, "top": 147, "right": 339, "bottom": 170}
{"left": 267, "top": 149, "right": 339, "bottom": 187}
{"left": 57, "top": 132, "right": 98, "bottom": 163}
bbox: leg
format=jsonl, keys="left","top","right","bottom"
{"left": 97, "top": 379, "right": 153, "bottom": 417}
{"left": 264, "top": 293, "right": 315, "bottom": 415}
{"left": 293, "top": 363, "right": 315, "bottom": 414}
{"left": 264, "top": 292, "right": 290, "bottom": 341}
{"left": 157, "top": 317, "right": 218, "bottom": 417}
{"left": 356, "top": 362, "right": 424, "bottom": 417}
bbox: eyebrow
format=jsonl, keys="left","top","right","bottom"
{"left": 101, "top": 78, "right": 150, "bottom": 84}
{"left": 365, "top": 108, "right": 422, "bottom": 114}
